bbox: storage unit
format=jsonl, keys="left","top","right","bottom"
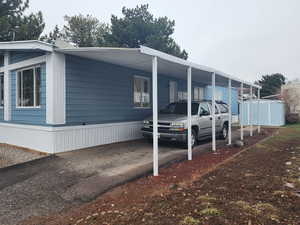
{"left": 240, "top": 100, "right": 285, "bottom": 126}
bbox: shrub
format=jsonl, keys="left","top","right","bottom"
{"left": 199, "top": 207, "right": 223, "bottom": 216}
{"left": 181, "top": 216, "right": 200, "bottom": 225}
{"left": 286, "top": 113, "right": 299, "bottom": 124}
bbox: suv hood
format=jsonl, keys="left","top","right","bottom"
{"left": 146, "top": 114, "right": 187, "bottom": 122}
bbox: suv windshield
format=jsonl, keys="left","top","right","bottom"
{"left": 160, "top": 102, "right": 199, "bottom": 115}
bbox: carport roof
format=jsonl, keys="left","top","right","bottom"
{"left": 0, "top": 40, "right": 260, "bottom": 89}
{"left": 57, "top": 46, "right": 260, "bottom": 89}
{"left": 0, "top": 40, "right": 53, "bottom": 52}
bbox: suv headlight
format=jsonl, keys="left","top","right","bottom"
{"left": 143, "top": 120, "right": 150, "bottom": 128}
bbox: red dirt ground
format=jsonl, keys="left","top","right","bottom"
{"left": 23, "top": 128, "right": 300, "bottom": 225}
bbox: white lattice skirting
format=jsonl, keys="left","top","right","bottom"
{"left": 0, "top": 121, "right": 143, "bottom": 154}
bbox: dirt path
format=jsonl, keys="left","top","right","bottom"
{"left": 21, "top": 126, "right": 300, "bottom": 225}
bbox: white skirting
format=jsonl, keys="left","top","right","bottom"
{"left": 0, "top": 121, "right": 143, "bottom": 154}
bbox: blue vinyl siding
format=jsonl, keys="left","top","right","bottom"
{"left": 0, "top": 72, "right": 3, "bottom": 121}
{"left": 66, "top": 55, "right": 152, "bottom": 125}
{"left": 9, "top": 51, "right": 45, "bottom": 64}
{"left": 65, "top": 55, "right": 234, "bottom": 126}
{"left": 65, "top": 55, "right": 207, "bottom": 125}
{"left": 205, "top": 86, "right": 239, "bottom": 115}
{"left": 0, "top": 109, "right": 3, "bottom": 121}
{"left": 10, "top": 63, "right": 46, "bottom": 125}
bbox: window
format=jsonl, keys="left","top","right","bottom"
{"left": 134, "top": 76, "right": 150, "bottom": 108}
{"left": 0, "top": 73, "right": 3, "bottom": 107}
{"left": 209, "top": 102, "right": 220, "bottom": 114}
{"left": 17, "top": 66, "right": 41, "bottom": 107}
{"left": 169, "top": 81, "right": 178, "bottom": 103}
{"left": 215, "top": 89, "right": 223, "bottom": 101}
{"left": 178, "top": 91, "right": 187, "bottom": 101}
{"left": 194, "top": 87, "right": 204, "bottom": 101}
{"left": 199, "top": 102, "right": 210, "bottom": 116}
{"left": 218, "top": 103, "right": 229, "bottom": 113}
{"left": 161, "top": 102, "right": 199, "bottom": 115}
{"left": 215, "top": 105, "right": 220, "bottom": 114}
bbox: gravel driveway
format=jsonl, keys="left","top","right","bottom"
{"left": 0, "top": 129, "right": 256, "bottom": 225}
{"left": 0, "top": 144, "right": 46, "bottom": 168}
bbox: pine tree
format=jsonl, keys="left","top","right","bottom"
{"left": 0, "top": 0, "right": 45, "bottom": 41}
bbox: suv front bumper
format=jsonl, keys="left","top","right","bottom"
{"left": 141, "top": 128, "right": 187, "bottom": 142}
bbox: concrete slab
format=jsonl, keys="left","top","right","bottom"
{"left": 0, "top": 128, "right": 255, "bottom": 225}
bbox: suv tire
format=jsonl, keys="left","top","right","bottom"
{"left": 220, "top": 123, "right": 228, "bottom": 140}
{"left": 185, "top": 129, "right": 197, "bottom": 149}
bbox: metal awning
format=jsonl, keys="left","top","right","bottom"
{"left": 56, "top": 46, "right": 260, "bottom": 89}
{"left": 0, "top": 40, "right": 53, "bottom": 52}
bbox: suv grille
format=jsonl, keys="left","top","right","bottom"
{"left": 149, "top": 121, "right": 171, "bottom": 126}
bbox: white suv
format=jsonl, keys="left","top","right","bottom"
{"left": 141, "top": 100, "right": 229, "bottom": 147}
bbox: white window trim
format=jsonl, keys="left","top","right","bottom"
{"left": 133, "top": 75, "right": 151, "bottom": 109}
{"left": 16, "top": 65, "right": 41, "bottom": 109}
{"left": 178, "top": 91, "right": 187, "bottom": 101}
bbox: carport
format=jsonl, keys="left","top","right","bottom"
{"left": 58, "top": 46, "right": 261, "bottom": 176}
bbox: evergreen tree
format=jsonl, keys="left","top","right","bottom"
{"left": 0, "top": 0, "right": 45, "bottom": 41}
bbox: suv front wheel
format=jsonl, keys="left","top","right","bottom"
{"left": 220, "top": 123, "right": 228, "bottom": 140}
{"left": 185, "top": 129, "right": 197, "bottom": 149}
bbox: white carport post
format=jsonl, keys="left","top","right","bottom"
{"left": 152, "top": 56, "right": 159, "bottom": 176}
{"left": 250, "top": 86, "right": 253, "bottom": 136}
{"left": 187, "top": 67, "right": 192, "bottom": 160}
{"left": 3, "top": 51, "right": 11, "bottom": 121}
{"left": 240, "top": 83, "right": 244, "bottom": 141}
{"left": 228, "top": 79, "right": 232, "bottom": 145}
{"left": 212, "top": 72, "right": 216, "bottom": 152}
{"left": 257, "top": 88, "right": 261, "bottom": 133}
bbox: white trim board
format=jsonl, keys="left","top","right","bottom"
{"left": 3, "top": 51, "right": 10, "bottom": 121}
{"left": 5, "top": 55, "right": 47, "bottom": 71}
{"left": 0, "top": 40, "right": 53, "bottom": 52}
{"left": 46, "top": 52, "right": 66, "bottom": 125}
{"left": 0, "top": 121, "right": 143, "bottom": 153}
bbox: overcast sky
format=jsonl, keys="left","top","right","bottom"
{"left": 28, "top": 0, "right": 300, "bottom": 82}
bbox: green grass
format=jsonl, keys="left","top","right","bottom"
{"left": 283, "top": 123, "right": 300, "bottom": 130}
{"left": 262, "top": 123, "right": 300, "bottom": 146}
